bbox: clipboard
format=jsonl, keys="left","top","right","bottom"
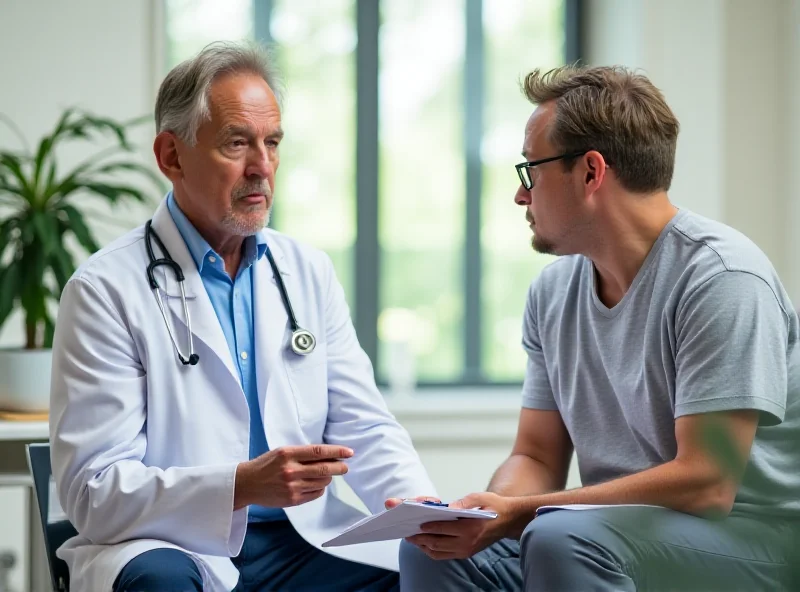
{"left": 322, "top": 500, "right": 497, "bottom": 548}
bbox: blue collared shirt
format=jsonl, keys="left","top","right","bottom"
{"left": 167, "top": 193, "right": 286, "bottom": 522}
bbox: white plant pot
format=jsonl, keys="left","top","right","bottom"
{"left": 0, "top": 348, "right": 53, "bottom": 412}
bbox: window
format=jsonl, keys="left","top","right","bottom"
{"left": 482, "top": 0, "right": 566, "bottom": 380}
{"left": 378, "top": 0, "right": 466, "bottom": 382}
{"left": 268, "top": 0, "right": 357, "bottom": 307}
{"left": 165, "top": 0, "right": 579, "bottom": 386}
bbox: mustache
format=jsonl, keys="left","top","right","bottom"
{"left": 233, "top": 182, "right": 272, "bottom": 201}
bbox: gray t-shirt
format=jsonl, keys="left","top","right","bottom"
{"left": 522, "top": 208, "right": 800, "bottom": 517}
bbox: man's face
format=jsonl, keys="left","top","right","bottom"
{"left": 173, "top": 72, "right": 283, "bottom": 238}
{"left": 514, "top": 102, "right": 584, "bottom": 255}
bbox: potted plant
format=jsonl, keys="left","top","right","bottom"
{"left": 0, "top": 109, "right": 162, "bottom": 413}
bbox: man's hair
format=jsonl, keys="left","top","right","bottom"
{"left": 522, "top": 65, "right": 679, "bottom": 193}
{"left": 155, "top": 41, "right": 284, "bottom": 145}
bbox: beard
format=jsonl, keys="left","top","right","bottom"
{"left": 221, "top": 180, "right": 273, "bottom": 236}
{"left": 527, "top": 211, "right": 556, "bottom": 255}
{"left": 531, "top": 233, "right": 556, "bottom": 255}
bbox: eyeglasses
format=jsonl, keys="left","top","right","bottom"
{"left": 515, "top": 150, "right": 590, "bottom": 190}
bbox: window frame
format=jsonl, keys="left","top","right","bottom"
{"left": 252, "top": 0, "right": 584, "bottom": 387}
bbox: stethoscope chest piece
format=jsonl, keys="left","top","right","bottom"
{"left": 291, "top": 329, "right": 316, "bottom": 355}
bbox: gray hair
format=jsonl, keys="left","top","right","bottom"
{"left": 155, "top": 41, "right": 284, "bottom": 145}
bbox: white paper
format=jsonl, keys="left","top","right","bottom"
{"left": 535, "top": 503, "right": 665, "bottom": 516}
{"left": 322, "top": 501, "right": 497, "bottom": 548}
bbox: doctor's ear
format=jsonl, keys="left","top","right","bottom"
{"left": 153, "top": 132, "right": 183, "bottom": 181}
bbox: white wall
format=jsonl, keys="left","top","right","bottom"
{"left": 782, "top": 0, "right": 800, "bottom": 300}
{"left": 586, "top": 0, "right": 800, "bottom": 302}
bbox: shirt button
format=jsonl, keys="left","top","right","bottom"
{"left": 208, "top": 256, "right": 216, "bottom": 263}
{"left": 240, "top": 352, "right": 248, "bottom": 360}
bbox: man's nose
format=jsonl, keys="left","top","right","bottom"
{"left": 514, "top": 184, "right": 531, "bottom": 206}
{"left": 245, "top": 148, "right": 275, "bottom": 180}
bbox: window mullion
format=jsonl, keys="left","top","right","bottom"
{"left": 464, "top": 0, "right": 484, "bottom": 382}
{"left": 355, "top": 0, "right": 381, "bottom": 368}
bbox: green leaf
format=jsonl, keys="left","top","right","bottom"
{"left": 49, "top": 108, "right": 78, "bottom": 140}
{"left": 30, "top": 212, "right": 58, "bottom": 257}
{"left": 78, "top": 182, "right": 149, "bottom": 205}
{"left": 0, "top": 218, "right": 20, "bottom": 263}
{"left": 32, "top": 133, "right": 55, "bottom": 196}
{"left": 44, "top": 159, "right": 57, "bottom": 192}
{"left": 49, "top": 243, "right": 76, "bottom": 297}
{"left": 17, "top": 214, "right": 35, "bottom": 245}
{"left": 0, "top": 113, "right": 32, "bottom": 155}
{"left": 32, "top": 109, "right": 147, "bottom": 202}
{"left": 19, "top": 244, "right": 48, "bottom": 348}
{"left": 0, "top": 152, "right": 32, "bottom": 198}
{"left": 93, "top": 161, "right": 164, "bottom": 189}
{"left": 58, "top": 204, "right": 100, "bottom": 254}
{"left": 43, "top": 313, "right": 56, "bottom": 349}
{"left": 50, "top": 160, "right": 163, "bottom": 208}
{"left": 0, "top": 260, "right": 21, "bottom": 330}
{"left": 47, "top": 144, "right": 127, "bottom": 196}
{"left": 59, "top": 111, "right": 131, "bottom": 150}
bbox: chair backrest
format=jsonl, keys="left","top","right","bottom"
{"left": 26, "top": 443, "right": 77, "bottom": 592}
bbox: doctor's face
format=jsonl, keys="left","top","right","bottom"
{"left": 514, "top": 102, "right": 587, "bottom": 255}
{"left": 168, "top": 72, "right": 283, "bottom": 238}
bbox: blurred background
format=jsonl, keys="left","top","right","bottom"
{"left": 0, "top": 0, "right": 799, "bottom": 589}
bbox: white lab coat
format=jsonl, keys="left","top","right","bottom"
{"left": 49, "top": 200, "right": 437, "bottom": 592}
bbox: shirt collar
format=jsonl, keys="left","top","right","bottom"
{"left": 166, "top": 192, "right": 269, "bottom": 273}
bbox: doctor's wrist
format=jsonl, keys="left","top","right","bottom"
{"left": 233, "top": 460, "right": 257, "bottom": 510}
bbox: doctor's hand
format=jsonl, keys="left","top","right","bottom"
{"left": 234, "top": 445, "right": 353, "bottom": 510}
{"left": 404, "top": 492, "right": 515, "bottom": 560}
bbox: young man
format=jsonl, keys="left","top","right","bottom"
{"left": 397, "top": 65, "right": 799, "bottom": 591}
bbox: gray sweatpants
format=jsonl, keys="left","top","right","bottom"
{"left": 399, "top": 506, "right": 797, "bottom": 591}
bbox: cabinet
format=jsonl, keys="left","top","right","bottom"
{"left": 0, "top": 422, "right": 49, "bottom": 592}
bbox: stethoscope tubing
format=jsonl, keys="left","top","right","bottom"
{"left": 144, "top": 220, "right": 316, "bottom": 365}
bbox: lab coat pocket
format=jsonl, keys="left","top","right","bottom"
{"left": 285, "top": 347, "right": 329, "bottom": 436}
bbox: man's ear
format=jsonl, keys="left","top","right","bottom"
{"left": 583, "top": 150, "right": 607, "bottom": 191}
{"left": 153, "top": 131, "right": 183, "bottom": 183}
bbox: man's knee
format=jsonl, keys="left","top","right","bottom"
{"left": 113, "top": 548, "right": 203, "bottom": 592}
{"left": 520, "top": 509, "right": 620, "bottom": 571}
{"left": 398, "top": 540, "right": 442, "bottom": 582}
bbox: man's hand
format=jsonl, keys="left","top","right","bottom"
{"left": 234, "top": 445, "right": 353, "bottom": 510}
{"left": 404, "top": 492, "right": 516, "bottom": 560}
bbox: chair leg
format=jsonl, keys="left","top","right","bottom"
{"left": 27, "top": 486, "right": 51, "bottom": 592}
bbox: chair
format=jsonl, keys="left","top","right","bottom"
{"left": 26, "top": 443, "right": 77, "bottom": 592}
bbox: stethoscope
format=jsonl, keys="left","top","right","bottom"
{"left": 144, "top": 220, "right": 317, "bottom": 366}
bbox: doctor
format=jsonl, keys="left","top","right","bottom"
{"left": 49, "top": 41, "right": 436, "bottom": 592}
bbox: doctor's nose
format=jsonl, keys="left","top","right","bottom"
{"left": 245, "top": 149, "right": 277, "bottom": 184}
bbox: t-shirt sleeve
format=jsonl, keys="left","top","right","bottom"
{"left": 521, "top": 279, "right": 559, "bottom": 410}
{"left": 674, "top": 270, "right": 789, "bottom": 426}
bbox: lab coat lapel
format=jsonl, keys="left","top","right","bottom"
{"left": 253, "top": 241, "right": 295, "bottom": 435}
{"left": 149, "top": 201, "right": 240, "bottom": 385}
